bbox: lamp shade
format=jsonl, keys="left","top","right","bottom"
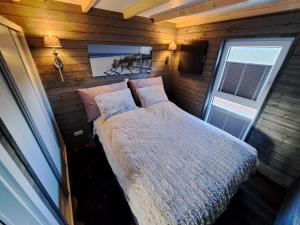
{"left": 168, "top": 42, "right": 177, "bottom": 51}
{"left": 43, "top": 35, "right": 62, "bottom": 48}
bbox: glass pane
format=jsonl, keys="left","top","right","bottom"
{"left": 207, "top": 105, "right": 227, "bottom": 129}
{"left": 223, "top": 114, "right": 251, "bottom": 139}
{"left": 207, "top": 97, "right": 254, "bottom": 138}
{"left": 218, "top": 46, "right": 282, "bottom": 101}
{"left": 218, "top": 62, "right": 245, "bottom": 95}
{"left": 213, "top": 97, "right": 257, "bottom": 120}
{"left": 227, "top": 46, "right": 282, "bottom": 65}
{"left": 236, "top": 64, "right": 272, "bottom": 100}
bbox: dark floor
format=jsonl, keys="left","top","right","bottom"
{"left": 68, "top": 144, "right": 286, "bottom": 225}
{"left": 68, "top": 144, "right": 133, "bottom": 225}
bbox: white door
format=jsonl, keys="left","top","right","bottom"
{"left": 0, "top": 69, "right": 60, "bottom": 205}
{"left": 0, "top": 137, "right": 59, "bottom": 225}
{"left": 0, "top": 24, "right": 67, "bottom": 224}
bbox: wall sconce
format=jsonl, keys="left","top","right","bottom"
{"left": 43, "top": 35, "right": 64, "bottom": 82}
{"left": 165, "top": 42, "right": 177, "bottom": 65}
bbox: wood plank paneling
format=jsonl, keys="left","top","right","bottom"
{"left": 173, "top": 10, "right": 300, "bottom": 188}
{"left": 0, "top": 0, "right": 176, "bottom": 149}
{"left": 1, "top": 0, "right": 298, "bottom": 189}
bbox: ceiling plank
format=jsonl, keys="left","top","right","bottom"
{"left": 123, "top": 0, "right": 170, "bottom": 19}
{"left": 152, "top": 0, "right": 246, "bottom": 23}
{"left": 175, "top": 0, "right": 300, "bottom": 28}
{"left": 81, "top": 0, "right": 98, "bottom": 13}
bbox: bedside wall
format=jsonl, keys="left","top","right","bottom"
{"left": 171, "top": 10, "right": 300, "bottom": 188}
{"left": 0, "top": 0, "right": 177, "bottom": 149}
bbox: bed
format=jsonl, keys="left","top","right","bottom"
{"left": 93, "top": 100, "right": 257, "bottom": 225}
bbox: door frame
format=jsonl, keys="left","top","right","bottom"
{"left": 0, "top": 16, "right": 73, "bottom": 225}
{"left": 0, "top": 121, "right": 63, "bottom": 225}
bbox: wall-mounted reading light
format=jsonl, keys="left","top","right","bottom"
{"left": 165, "top": 42, "right": 177, "bottom": 65}
{"left": 43, "top": 35, "right": 64, "bottom": 82}
{"left": 169, "top": 42, "right": 177, "bottom": 54}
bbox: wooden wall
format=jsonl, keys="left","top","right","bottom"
{"left": 173, "top": 10, "right": 300, "bottom": 188}
{"left": 1, "top": 0, "right": 299, "bottom": 188}
{"left": 0, "top": 0, "right": 176, "bottom": 149}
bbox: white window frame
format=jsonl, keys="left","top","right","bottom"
{"left": 204, "top": 37, "right": 294, "bottom": 140}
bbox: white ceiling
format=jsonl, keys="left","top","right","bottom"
{"left": 56, "top": 0, "right": 82, "bottom": 5}
{"left": 138, "top": 0, "right": 199, "bottom": 17}
{"left": 169, "top": 0, "right": 275, "bottom": 27}
{"left": 55, "top": 0, "right": 299, "bottom": 28}
{"left": 55, "top": 0, "right": 202, "bottom": 17}
{"left": 95, "top": 0, "right": 137, "bottom": 13}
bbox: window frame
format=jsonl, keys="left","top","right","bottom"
{"left": 202, "top": 37, "right": 296, "bottom": 140}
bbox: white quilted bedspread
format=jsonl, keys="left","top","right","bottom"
{"left": 94, "top": 101, "right": 257, "bottom": 225}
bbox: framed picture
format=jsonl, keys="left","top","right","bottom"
{"left": 88, "top": 44, "right": 152, "bottom": 77}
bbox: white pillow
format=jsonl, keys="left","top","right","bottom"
{"left": 136, "top": 85, "right": 169, "bottom": 107}
{"left": 94, "top": 88, "right": 137, "bottom": 120}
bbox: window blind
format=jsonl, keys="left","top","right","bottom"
{"left": 218, "top": 62, "right": 272, "bottom": 100}
{"left": 207, "top": 105, "right": 251, "bottom": 139}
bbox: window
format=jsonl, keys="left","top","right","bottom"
{"left": 204, "top": 38, "right": 294, "bottom": 140}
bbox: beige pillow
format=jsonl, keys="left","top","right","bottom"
{"left": 128, "top": 76, "right": 164, "bottom": 105}
{"left": 77, "top": 81, "right": 127, "bottom": 122}
{"left": 136, "top": 85, "right": 169, "bottom": 107}
{"left": 94, "top": 89, "right": 137, "bottom": 120}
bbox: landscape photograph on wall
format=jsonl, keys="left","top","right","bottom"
{"left": 88, "top": 44, "right": 152, "bottom": 77}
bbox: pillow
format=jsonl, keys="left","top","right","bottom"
{"left": 94, "top": 88, "right": 137, "bottom": 120}
{"left": 77, "top": 81, "right": 127, "bottom": 122}
{"left": 128, "top": 76, "right": 164, "bottom": 105}
{"left": 136, "top": 85, "right": 169, "bottom": 107}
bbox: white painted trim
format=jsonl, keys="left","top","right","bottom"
{"left": 175, "top": 0, "right": 300, "bottom": 28}
{"left": 123, "top": 0, "right": 169, "bottom": 19}
{"left": 12, "top": 31, "right": 65, "bottom": 149}
{"left": 81, "top": 0, "right": 98, "bottom": 13}
{"left": 0, "top": 17, "right": 73, "bottom": 225}
{"left": 0, "top": 144, "right": 59, "bottom": 225}
{"left": 152, "top": 0, "right": 246, "bottom": 22}
{"left": 0, "top": 16, "right": 22, "bottom": 32}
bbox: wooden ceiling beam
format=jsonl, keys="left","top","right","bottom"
{"left": 81, "top": 0, "right": 98, "bottom": 13}
{"left": 175, "top": 0, "right": 300, "bottom": 28}
{"left": 152, "top": 0, "right": 247, "bottom": 23}
{"left": 123, "top": 0, "right": 170, "bottom": 19}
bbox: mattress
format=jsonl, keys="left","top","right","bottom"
{"left": 94, "top": 101, "right": 257, "bottom": 225}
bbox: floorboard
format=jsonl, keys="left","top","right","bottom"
{"left": 68, "top": 143, "right": 286, "bottom": 225}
